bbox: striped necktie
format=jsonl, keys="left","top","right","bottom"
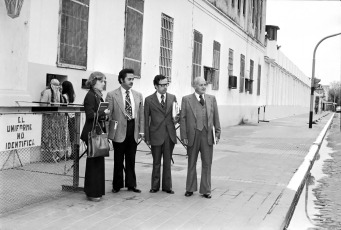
{"left": 161, "top": 94, "right": 165, "bottom": 108}
{"left": 199, "top": 95, "right": 205, "bottom": 106}
{"left": 125, "top": 90, "right": 132, "bottom": 119}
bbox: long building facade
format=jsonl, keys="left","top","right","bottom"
{"left": 0, "top": 0, "right": 311, "bottom": 127}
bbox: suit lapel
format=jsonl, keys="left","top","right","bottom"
{"left": 189, "top": 94, "right": 197, "bottom": 119}
{"left": 206, "top": 94, "right": 212, "bottom": 118}
{"left": 114, "top": 87, "right": 125, "bottom": 114}
{"left": 150, "top": 92, "right": 165, "bottom": 113}
{"left": 165, "top": 93, "right": 172, "bottom": 114}
{"left": 132, "top": 89, "right": 139, "bottom": 115}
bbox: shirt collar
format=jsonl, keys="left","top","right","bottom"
{"left": 121, "top": 86, "right": 131, "bottom": 95}
{"left": 156, "top": 92, "right": 166, "bottom": 101}
{"left": 194, "top": 92, "right": 204, "bottom": 101}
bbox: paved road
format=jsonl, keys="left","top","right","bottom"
{"left": 0, "top": 112, "right": 332, "bottom": 230}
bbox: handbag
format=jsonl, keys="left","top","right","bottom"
{"left": 87, "top": 117, "right": 110, "bottom": 158}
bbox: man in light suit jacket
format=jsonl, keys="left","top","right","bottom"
{"left": 180, "top": 77, "right": 221, "bottom": 199}
{"left": 106, "top": 68, "right": 144, "bottom": 193}
{"left": 144, "top": 75, "right": 179, "bottom": 194}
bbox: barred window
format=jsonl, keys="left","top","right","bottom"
{"left": 249, "top": 59, "right": 254, "bottom": 94}
{"left": 257, "top": 64, "right": 261, "bottom": 95}
{"left": 239, "top": 54, "right": 245, "bottom": 93}
{"left": 212, "top": 41, "right": 220, "bottom": 90}
{"left": 192, "top": 30, "right": 203, "bottom": 85}
{"left": 228, "top": 48, "right": 234, "bottom": 76}
{"left": 123, "top": 0, "right": 145, "bottom": 78}
{"left": 159, "top": 13, "right": 174, "bottom": 82}
{"left": 57, "top": 0, "right": 90, "bottom": 69}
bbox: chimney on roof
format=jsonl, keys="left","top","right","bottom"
{"left": 265, "top": 25, "right": 280, "bottom": 41}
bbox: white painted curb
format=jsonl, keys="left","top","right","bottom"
{"left": 287, "top": 113, "right": 334, "bottom": 191}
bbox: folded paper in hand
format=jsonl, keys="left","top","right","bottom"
{"left": 108, "top": 120, "right": 118, "bottom": 140}
{"left": 172, "top": 101, "right": 180, "bottom": 119}
{"left": 97, "top": 102, "right": 109, "bottom": 117}
{"left": 212, "top": 126, "right": 217, "bottom": 145}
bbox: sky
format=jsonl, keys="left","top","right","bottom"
{"left": 266, "top": 0, "right": 341, "bottom": 85}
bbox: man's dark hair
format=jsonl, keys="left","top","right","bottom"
{"left": 153, "top": 75, "right": 167, "bottom": 86}
{"left": 118, "top": 68, "right": 134, "bottom": 84}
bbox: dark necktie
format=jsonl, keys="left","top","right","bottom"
{"left": 125, "top": 90, "right": 132, "bottom": 119}
{"left": 199, "top": 95, "right": 204, "bottom": 106}
{"left": 161, "top": 94, "right": 165, "bottom": 108}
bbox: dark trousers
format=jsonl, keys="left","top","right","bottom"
{"left": 84, "top": 140, "right": 105, "bottom": 198}
{"left": 186, "top": 127, "right": 213, "bottom": 194}
{"left": 112, "top": 119, "right": 137, "bottom": 189}
{"left": 151, "top": 132, "right": 175, "bottom": 191}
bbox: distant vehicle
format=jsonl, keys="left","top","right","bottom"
{"left": 336, "top": 106, "right": 341, "bottom": 113}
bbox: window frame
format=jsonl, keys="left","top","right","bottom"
{"left": 159, "top": 13, "right": 174, "bottom": 82}
{"left": 57, "top": 0, "right": 90, "bottom": 70}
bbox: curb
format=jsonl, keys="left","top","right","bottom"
{"left": 282, "top": 113, "right": 335, "bottom": 229}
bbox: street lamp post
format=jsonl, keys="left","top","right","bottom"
{"left": 309, "top": 32, "right": 341, "bottom": 128}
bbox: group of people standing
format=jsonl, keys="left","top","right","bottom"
{"left": 40, "top": 79, "right": 76, "bottom": 162}
{"left": 80, "top": 69, "right": 221, "bottom": 202}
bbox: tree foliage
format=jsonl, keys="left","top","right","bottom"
{"left": 328, "top": 81, "right": 341, "bottom": 105}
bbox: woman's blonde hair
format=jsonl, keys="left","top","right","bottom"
{"left": 86, "top": 71, "right": 106, "bottom": 89}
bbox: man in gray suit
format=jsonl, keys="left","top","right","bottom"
{"left": 144, "top": 75, "right": 178, "bottom": 194}
{"left": 180, "top": 77, "right": 221, "bottom": 199}
{"left": 106, "top": 68, "right": 144, "bottom": 193}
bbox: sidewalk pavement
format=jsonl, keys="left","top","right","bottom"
{"left": 0, "top": 112, "right": 333, "bottom": 230}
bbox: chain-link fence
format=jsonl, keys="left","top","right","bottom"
{"left": 0, "top": 107, "right": 84, "bottom": 214}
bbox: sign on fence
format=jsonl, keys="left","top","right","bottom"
{"left": 0, "top": 114, "right": 42, "bottom": 151}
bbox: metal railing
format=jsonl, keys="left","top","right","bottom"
{"left": 0, "top": 106, "right": 84, "bottom": 214}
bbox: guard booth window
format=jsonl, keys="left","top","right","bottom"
{"left": 57, "top": 0, "right": 89, "bottom": 69}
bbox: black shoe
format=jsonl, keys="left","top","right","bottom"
{"left": 162, "top": 189, "right": 174, "bottom": 194}
{"left": 112, "top": 188, "right": 120, "bottom": 193}
{"left": 202, "top": 193, "right": 212, "bottom": 199}
{"left": 185, "top": 191, "right": 193, "bottom": 197}
{"left": 149, "top": 189, "right": 159, "bottom": 193}
{"left": 87, "top": 196, "right": 101, "bottom": 202}
{"left": 128, "top": 187, "right": 141, "bottom": 193}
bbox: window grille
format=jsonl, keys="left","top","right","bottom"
{"left": 239, "top": 54, "right": 245, "bottom": 93}
{"left": 212, "top": 41, "right": 220, "bottom": 90}
{"left": 159, "top": 13, "right": 174, "bottom": 82}
{"left": 257, "top": 64, "right": 261, "bottom": 95}
{"left": 57, "top": 0, "right": 89, "bottom": 69}
{"left": 192, "top": 30, "right": 203, "bottom": 84}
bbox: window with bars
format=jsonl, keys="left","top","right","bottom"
{"left": 239, "top": 54, "right": 245, "bottom": 93}
{"left": 57, "top": 0, "right": 89, "bottom": 69}
{"left": 228, "top": 49, "right": 234, "bottom": 76}
{"left": 192, "top": 30, "right": 203, "bottom": 85}
{"left": 123, "top": 0, "right": 144, "bottom": 78}
{"left": 212, "top": 41, "right": 220, "bottom": 90}
{"left": 159, "top": 13, "right": 174, "bottom": 82}
{"left": 257, "top": 64, "right": 261, "bottom": 95}
{"left": 248, "top": 59, "right": 254, "bottom": 94}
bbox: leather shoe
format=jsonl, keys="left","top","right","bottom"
{"left": 202, "top": 193, "right": 212, "bottom": 199}
{"left": 149, "top": 189, "right": 159, "bottom": 193}
{"left": 112, "top": 188, "right": 120, "bottom": 193}
{"left": 128, "top": 187, "right": 141, "bottom": 193}
{"left": 185, "top": 191, "right": 193, "bottom": 197}
{"left": 162, "top": 189, "right": 174, "bottom": 194}
{"left": 87, "top": 196, "right": 101, "bottom": 202}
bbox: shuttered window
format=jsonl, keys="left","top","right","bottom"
{"left": 57, "top": 0, "right": 89, "bottom": 69}
{"left": 192, "top": 30, "right": 203, "bottom": 85}
{"left": 123, "top": 0, "right": 144, "bottom": 77}
{"left": 257, "top": 64, "right": 261, "bottom": 95}
{"left": 212, "top": 41, "right": 220, "bottom": 90}
{"left": 159, "top": 13, "right": 174, "bottom": 82}
{"left": 249, "top": 59, "right": 254, "bottom": 94}
{"left": 228, "top": 48, "right": 234, "bottom": 76}
{"left": 239, "top": 54, "right": 245, "bottom": 93}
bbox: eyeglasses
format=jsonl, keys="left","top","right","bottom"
{"left": 158, "top": 83, "right": 169, "bottom": 87}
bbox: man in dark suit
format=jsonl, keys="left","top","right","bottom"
{"left": 180, "top": 77, "right": 221, "bottom": 199}
{"left": 144, "top": 75, "right": 179, "bottom": 194}
{"left": 106, "top": 69, "right": 144, "bottom": 193}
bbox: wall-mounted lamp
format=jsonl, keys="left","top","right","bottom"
{"left": 4, "top": 0, "right": 24, "bottom": 19}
